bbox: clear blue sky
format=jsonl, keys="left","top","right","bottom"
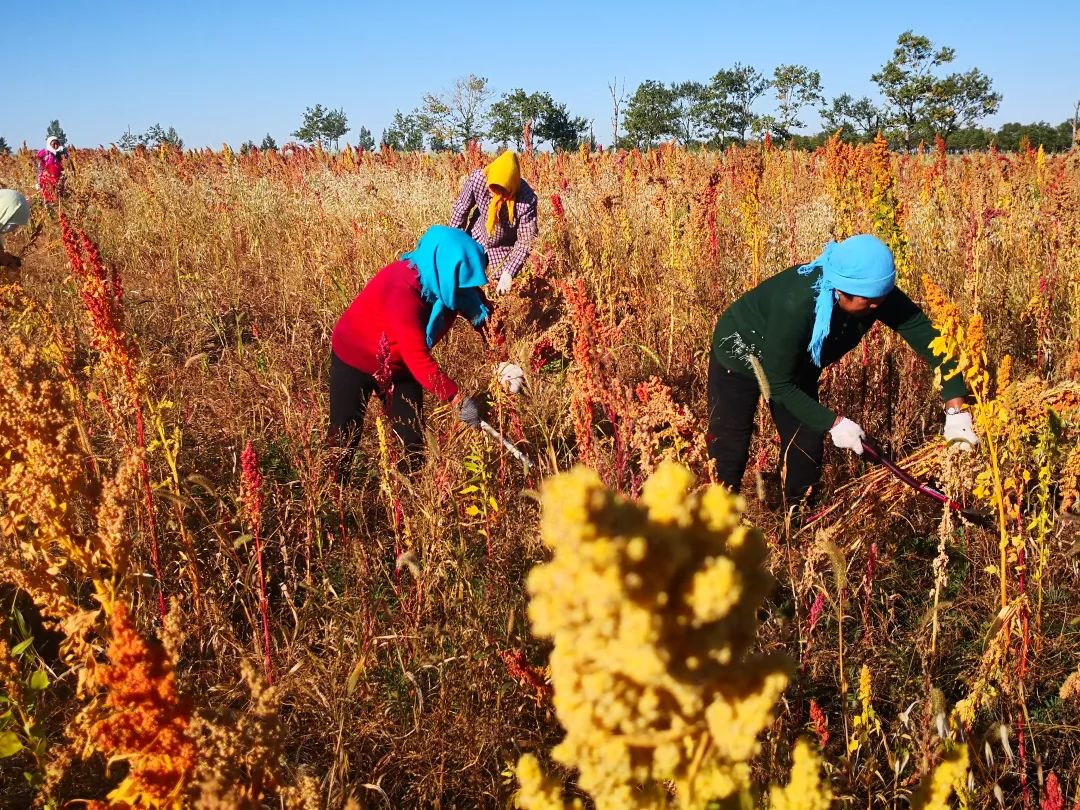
{"left": 6, "top": 0, "right": 1078, "bottom": 149}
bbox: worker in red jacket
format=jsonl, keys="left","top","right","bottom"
{"left": 330, "top": 225, "right": 523, "bottom": 473}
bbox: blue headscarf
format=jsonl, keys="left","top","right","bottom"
{"left": 402, "top": 225, "right": 490, "bottom": 348}
{"left": 797, "top": 234, "right": 896, "bottom": 367}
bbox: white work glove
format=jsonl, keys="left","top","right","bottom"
{"left": 495, "top": 270, "right": 513, "bottom": 296}
{"left": 497, "top": 362, "right": 525, "bottom": 394}
{"left": 829, "top": 417, "right": 865, "bottom": 455}
{"left": 944, "top": 411, "right": 980, "bottom": 450}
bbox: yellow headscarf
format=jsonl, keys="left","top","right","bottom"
{"left": 483, "top": 151, "right": 520, "bottom": 236}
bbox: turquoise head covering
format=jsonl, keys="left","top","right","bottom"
{"left": 402, "top": 225, "right": 490, "bottom": 348}
{"left": 797, "top": 234, "right": 896, "bottom": 367}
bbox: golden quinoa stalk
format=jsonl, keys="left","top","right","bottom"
{"left": 518, "top": 461, "right": 790, "bottom": 809}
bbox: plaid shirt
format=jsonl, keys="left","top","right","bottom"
{"left": 449, "top": 170, "right": 538, "bottom": 278}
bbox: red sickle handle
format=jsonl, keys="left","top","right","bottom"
{"left": 861, "top": 436, "right": 971, "bottom": 514}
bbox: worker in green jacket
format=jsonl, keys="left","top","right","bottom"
{"left": 709, "top": 233, "right": 979, "bottom": 506}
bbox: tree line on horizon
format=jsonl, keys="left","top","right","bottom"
{"left": 3, "top": 31, "right": 1077, "bottom": 158}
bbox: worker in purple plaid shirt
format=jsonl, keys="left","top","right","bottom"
{"left": 449, "top": 150, "right": 539, "bottom": 296}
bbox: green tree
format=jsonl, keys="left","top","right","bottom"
{"left": 703, "top": 64, "right": 770, "bottom": 145}
{"left": 322, "top": 108, "right": 350, "bottom": 150}
{"left": 622, "top": 80, "right": 679, "bottom": 149}
{"left": 771, "top": 64, "right": 823, "bottom": 141}
{"left": 489, "top": 89, "right": 550, "bottom": 150}
{"left": 118, "top": 124, "right": 183, "bottom": 151}
{"left": 292, "top": 104, "right": 330, "bottom": 148}
{"left": 239, "top": 141, "right": 257, "bottom": 155}
{"left": 872, "top": 30, "right": 1000, "bottom": 148}
{"left": 925, "top": 69, "right": 1001, "bottom": 144}
{"left": 537, "top": 100, "right": 588, "bottom": 151}
{"left": 0, "top": 137, "right": 10, "bottom": 156}
{"left": 671, "top": 81, "right": 709, "bottom": 147}
{"left": 422, "top": 74, "right": 492, "bottom": 151}
{"left": 356, "top": 126, "right": 376, "bottom": 151}
{"left": 993, "top": 120, "right": 1072, "bottom": 152}
{"left": 260, "top": 134, "right": 278, "bottom": 150}
{"left": 380, "top": 110, "right": 425, "bottom": 151}
{"left": 46, "top": 119, "right": 67, "bottom": 146}
{"left": 117, "top": 127, "right": 143, "bottom": 151}
{"left": 146, "top": 124, "right": 183, "bottom": 149}
{"left": 820, "top": 94, "right": 885, "bottom": 141}
{"left": 946, "top": 126, "right": 993, "bottom": 151}
{"left": 489, "top": 89, "right": 588, "bottom": 151}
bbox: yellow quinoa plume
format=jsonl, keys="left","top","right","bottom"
{"left": 518, "top": 461, "right": 791, "bottom": 809}
{"left": 767, "top": 740, "right": 832, "bottom": 810}
{"left": 910, "top": 746, "right": 970, "bottom": 810}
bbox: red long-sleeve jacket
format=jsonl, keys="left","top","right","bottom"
{"left": 332, "top": 260, "right": 487, "bottom": 402}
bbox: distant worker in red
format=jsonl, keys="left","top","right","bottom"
{"left": 36, "top": 136, "right": 66, "bottom": 203}
{"left": 449, "top": 150, "right": 538, "bottom": 296}
{"left": 329, "top": 225, "right": 523, "bottom": 474}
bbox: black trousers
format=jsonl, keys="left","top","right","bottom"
{"left": 707, "top": 355, "right": 825, "bottom": 504}
{"left": 328, "top": 351, "right": 424, "bottom": 472}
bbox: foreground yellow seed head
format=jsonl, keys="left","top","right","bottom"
{"left": 519, "top": 461, "right": 790, "bottom": 810}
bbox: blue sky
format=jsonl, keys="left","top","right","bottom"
{"left": 6, "top": 1, "right": 1078, "bottom": 149}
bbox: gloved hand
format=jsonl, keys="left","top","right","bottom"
{"left": 458, "top": 395, "right": 482, "bottom": 428}
{"left": 829, "top": 417, "right": 866, "bottom": 455}
{"left": 495, "top": 270, "right": 512, "bottom": 296}
{"left": 496, "top": 362, "right": 525, "bottom": 394}
{"left": 944, "top": 411, "right": 980, "bottom": 450}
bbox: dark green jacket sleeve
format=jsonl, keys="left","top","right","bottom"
{"left": 877, "top": 289, "right": 968, "bottom": 402}
{"left": 758, "top": 293, "right": 838, "bottom": 434}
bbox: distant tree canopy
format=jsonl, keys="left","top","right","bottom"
{"left": 356, "top": 126, "right": 376, "bottom": 151}
{"left": 117, "top": 124, "right": 183, "bottom": 151}
{"left": 292, "top": 104, "right": 350, "bottom": 149}
{"left": 47, "top": 119, "right": 68, "bottom": 146}
{"left": 871, "top": 30, "right": 1000, "bottom": 148}
{"left": 0, "top": 137, "right": 11, "bottom": 156}
{"left": 381, "top": 110, "right": 426, "bottom": 151}
{"left": 421, "top": 74, "right": 492, "bottom": 151}
{"left": 260, "top": 134, "right": 278, "bottom": 151}
{"left": 605, "top": 30, "right": 1025, "bottom": 151}
{"left": 488, "top": 89, "right": 588, "bottom": 152}
{"left": 84, "top": 32, "right": 1078, "bottom": 157}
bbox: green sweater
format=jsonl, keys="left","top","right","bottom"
{"left": 711, "top": 265, "right": 967, "bottom": 433}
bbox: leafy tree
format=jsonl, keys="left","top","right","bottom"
{"left": 771, "top": 65, "right": 823, "bottom": 141}
{"left": 291, "top": 105, "right": 349, "bottom": 149}
{"left": 239, "top": 141, "right": 257, "bottom": 155}
{"left": 260, "top": 134, "right": 278, "bottom": 150}
{"left": 820, "top": 94, "right": 885, "bottom": 141}
{"left": 117, "top": 127, "right": 143, "bottom": 151}
{"left": 146, "top": 124, "right": 183, "bottom": 149}
{"left": 0, "top": 137, "right": 10, "bottom": 156}
{"left": 703, "top": 64, "right": 770, "bottom": 145}
{"left": 489, "top": 89, "right": 551, "bottom": 150}
{"left": 622, "top": 80, "right": 679, "bottom": 149}
{"left": 380, "top": 110, "right": 425, "bottom": 151}
{"left": 993, "top": 120, "right": 1073, "bottom": 152}
{"left": 537, "top": 100, "right": 588, "bottom": 151}
{"left": 322, "top": 108, "right": 350, "bottom": 149}
{"left": 671, "top": 81, "right": 709, "bottom": 147}
{"left": 489, "top": 89, "right": 588, "bottom": 151}
{"left": 925, "top": 69, "right": 1001, "bottom": 144}
{"left": 356, "top": 126, "right": 376, "bottom": 151}
{"left": 872, "top": 30, "right": 1000, "bottom": 148}
{"left": 422, "top": 74, "right": 492, "bottom": 151}
{"left": 116, "top": 124, "right": 183, "bottom": 151}
{"left": 46, "top": 119, "right": 68, "bottom": 146}
{"left": 947, "top": 126, "right": 993, "bottom": 151}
